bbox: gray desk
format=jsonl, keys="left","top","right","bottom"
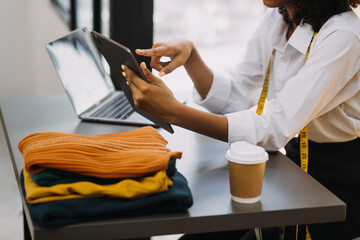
{"left": 0, "top": 95, "right": 345, "bottom": 240}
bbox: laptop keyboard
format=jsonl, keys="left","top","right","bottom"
{"left": 90, "top": 94, "right": 134, "bottom": 120}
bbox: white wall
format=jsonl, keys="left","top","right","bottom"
{"left": 0, "top": 0, "right": 68, "bottom": 97}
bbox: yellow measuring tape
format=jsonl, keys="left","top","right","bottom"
{"left": 256, "top": 49, "right": 274, "bottom": 115}
{"left": 256, "top": 32, "right": 317, "bottom": 240}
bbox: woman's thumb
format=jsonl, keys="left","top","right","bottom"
{"left": 140, "top": 62, "right": 162, "bottom": 84}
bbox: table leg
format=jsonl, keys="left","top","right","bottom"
{"left": 254, "top": 228, "right": 263, "bottom": 240}
{"left": 279, "top": 226, "right": 285, "bottom": 240}
{"left": 23, "top": 210, "right": 31, "bottom": 240}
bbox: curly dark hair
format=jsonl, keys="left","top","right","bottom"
{"left": 279, "top": 0, "right": 360, "bottom": 32}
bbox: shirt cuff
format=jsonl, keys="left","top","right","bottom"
{"left": 226, "top": 110, "right": 257, "bottom": 145}
{"left": 193, "top": 70, "right": 232, "bottom": 114}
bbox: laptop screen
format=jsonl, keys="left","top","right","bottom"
{"left": 46, "top": 28, "right": 114, "bottom": 115}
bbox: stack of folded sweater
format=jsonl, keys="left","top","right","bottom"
{"left": 18, "top": 126, "right": 193, "bottom": 227}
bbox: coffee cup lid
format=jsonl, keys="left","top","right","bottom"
{"left": 226, "top": 141, "right": 268, "bottom": 164}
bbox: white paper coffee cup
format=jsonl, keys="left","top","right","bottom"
{"left": 226, "top": 141, "right": 269, "bottom": 203}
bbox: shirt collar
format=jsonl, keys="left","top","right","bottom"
{"left": 288, "top": 23, "right": 315, "bottom": 54}
{"left": 269, "top": 16, "right": 315, "bottom": 54}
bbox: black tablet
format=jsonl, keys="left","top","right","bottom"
{"left": 91, "top": 30, "right": 174, "bottom": 133}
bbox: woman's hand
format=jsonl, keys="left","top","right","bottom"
{"left": 122, "top": 62, "right": 228, "bottom": 142}
{"left": 135, "top": 40, "right": 194, "bottom": 77}
{"left": 121, "top": 62, "right": 181, "bottom": 123}
{"left": 136, "top": 40, "right": 213, "bottom": 99}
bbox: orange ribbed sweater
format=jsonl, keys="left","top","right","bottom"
{"left": 19, "top": 126, "right": 182, "bottom": 178}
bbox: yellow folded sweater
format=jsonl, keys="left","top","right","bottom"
{"left": 19, "top": 126, "right": 182, "bottom": 178}
{"left": 23, "top": 167, "right": 173, "bottom": 204}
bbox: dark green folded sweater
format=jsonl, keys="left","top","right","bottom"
{"left": 21, "top": 169, "right": 192, "bottom": 227}
{"left": 30, "top": 158, "right": 177, "bottom": 186}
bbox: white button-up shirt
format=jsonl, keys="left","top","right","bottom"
{"left": 194, "top": 8, "right": 360, "bottom": 150}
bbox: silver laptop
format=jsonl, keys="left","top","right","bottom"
{"left": 46, "top": 28, "right": 161, "bottom": 129}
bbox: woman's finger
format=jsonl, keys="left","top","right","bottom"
{"left": 140, "top": 62, "right": 162, "bottom": 85}
{"left": 135, "top": 46, "right": 170, "bottom": 57}
{"left": 121, "top": 66, "right": 143, "bottom": 101}
{"left": 159, "top": 61, "right": 170, "bottom": 68}
{"left": 150, "top": 56, "right": 165, "bottom": 71}
{"left": 158, "top": 57, "right": 183, "bottom": 76}
{"left": 122, "top": 65, "right": 147, "bottom": 90}
{"left": 126, "top": 76, "right": 142, "bottom": 98}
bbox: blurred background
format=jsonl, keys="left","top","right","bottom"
{"left": 0, "top": 0, "right": 265, "bottom": 97}
{"left": 0, "top": 1, "right": 359, "bottom": 239}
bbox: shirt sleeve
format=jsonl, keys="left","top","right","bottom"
{"left": 226, "top": 30, "right": 360, "bottom": 150}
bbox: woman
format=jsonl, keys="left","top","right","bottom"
{"left": 122, "top": 0, "right": 360, "bottom": 239}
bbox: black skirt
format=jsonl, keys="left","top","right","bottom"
{"left": 285, "top": 137, "right": 360, "bottom": 240}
